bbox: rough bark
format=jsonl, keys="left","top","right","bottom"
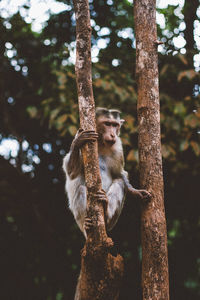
{"left": 134, "top": 1, "right": 170, "bottom": 300}
{"left": 72, "top": 0, "right": 124, "bottom": 299}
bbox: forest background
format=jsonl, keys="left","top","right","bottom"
{"left": 0, "top": 0, "right": 199, "bottom": 299}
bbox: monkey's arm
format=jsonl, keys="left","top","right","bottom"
{"left": 66, "top": 143, "right": 81, "bottom": 179}
{"left": 121, "top": 171, "right": 151, "bottom": 201}
{"left": 64, "top": 129, "right": 98, "bottom": 180}
{"left": 62, "top": 129, "right": 99, "bottom": 238}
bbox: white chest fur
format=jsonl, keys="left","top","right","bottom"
{"left": 99, "top": 155, "right": 113, "bottom": 192}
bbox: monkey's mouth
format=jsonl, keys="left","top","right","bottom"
{"left": 105, "top": 140, "right": 116, "bottom": 146}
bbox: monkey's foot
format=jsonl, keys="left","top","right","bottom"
{"left": 94, "top": 190, "right": 108, "bottom": 209}
{"left": 103, "top": 237, "right": 114, "bottom": 249}
{"left": 84, "top": 217, "right": 94, "bottom": 231}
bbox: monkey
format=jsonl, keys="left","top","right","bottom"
{"left": 63, "top": 107, "right": 151, "bottom": 237}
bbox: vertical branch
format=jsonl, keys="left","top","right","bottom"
{"left": 73, "top": 1, "right": 124, "bottom": 299}
{"left": 134, "top": 1, "right": 169, "bottom": 300}
{"left": 73, "top": 0, "right": 99, "bottom": 186}
{"left": 183, "top": 0, "right": 199, "bottom": 51}
{"left": 73, "top": 0, "right": 106, "bottom": 244}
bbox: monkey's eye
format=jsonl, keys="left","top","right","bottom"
{"left": 104, "top": 122, "right": 111, "bottom": 126}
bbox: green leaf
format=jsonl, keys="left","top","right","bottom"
{"left": 56, "top": 292, "right": 63, "bottom": 300}
{"left": 180, "top": 140, "right": 189, "bottom": 152}
{"left": 7, "top": 216, "right": 14, "bottom": 223}
{"left": 174, "top": 103, "right": 186, "bottom": 115}
{"left": 162, "top": 144, "right": 175, "bottom": 158}
{"left": 27, "top": 106, "right": 38, "bottom": 118}
{"left": 68, "top": 126, "right": 77, "bottom": 136}
{"left": 69, "top": 114, "right": 78, "bottom": 124}
{"left": 190, "top": 141, "right": 200, "bottom": 156}
{"left": 50, "top": 108, "right": 61, "bottom": 124}
{"left": 178, "top": 69, "right": 197, "bottom": 82}
{"left": 184, "top": 114, "right": 199, "bottom": 128}
{"left": 56, "top": 114, "right": 68, "bottom": 124}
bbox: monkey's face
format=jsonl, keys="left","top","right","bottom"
{"left": 97, "top": 117, "right": 120, "bottom": 147}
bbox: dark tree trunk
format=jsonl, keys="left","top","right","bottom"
{"left": 72, "top": 0, "right": 124, "bottom": 299}
{"left": 183, "top": 0, "right": 199, "bottom": 67}
{"left": 134, "top": 1, "right": 170, "bottom": 299}
{"left": 183, "top": 0, "right": 199, "bottom": 51}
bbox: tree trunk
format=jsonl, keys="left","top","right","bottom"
{"left": 134, "top": 1, "right": 170, "bottom": 300}
{"left": 183, "top": 0, "right": 199, "bottom": 51}
{"left": 183, "top": 0, "right": 199, "bottom": 67}
{"left": 72, "top": 0, "right": 124, "bottom": 299}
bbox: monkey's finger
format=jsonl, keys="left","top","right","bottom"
{"left": 83, "top": 130, "right": 96, "bottom": 132}
{"left": 81, "top": 136, "right": 99, "bottom": 141}
{"left": 96, "top": 191, "right": 106, "bottom": 195}
{"left": 140, "top": 192, "right": 151, "bottom": 202}
{"left": 79, "top": 134, "right": 98, "bottom": 140}
{"left": 96, "top": 189, "right": 107, "bottom": 195}
{"left": 80, "top": 130, "right": 97, "bottom": 134}
{"left": 76, "top": 138, "right": 97, "bottom": 147}
{"left": 85, "top": 217, "right": 93, "bottom": 223}
{"left": 81, "top": 132, "right": 98, "bottom": 136}
{"left": 94, "top": 195, "right": 108, "bottom": 201}
{"left": 146, "top": 193, "right": 151, "bottom": 198}
{"left": 94, "top": 194, "right": 108, "bottom": 204}
{"left": 84, "top": 223, "right": 93, "bottom": 230}
{"left": 94, "top": 194, "right": 107, "bottom": 200}
{"left": 141, "top": 190, "right": 151, "bottom": 198}
{"left": 80, "top": 134, "right": 99, "bottom": 140}
{"left": 84, "top": 218, "right": 94, "bottom": 230}
{"left": 138, "top": 192, "right": 143, "bottom": 199}
{"left": 80, "top": 138, "right": 98, "bottom": 144}
{"left": 81, "top": 136, "right": 98, "bottom": 140}
{"left": 98, "top": 195, "right": 107, "bottom": 200}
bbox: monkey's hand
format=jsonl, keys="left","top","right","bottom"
{"left": 72, "top": 129, "right": 98, "bottom": 150}
{"left": 128, "top": 187, "right": 151, "bottom": 202}
{"left": 134, "top": 189, "right": 151, "bottom": 202}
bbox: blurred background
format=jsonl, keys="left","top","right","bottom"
{"left": 0, "top": 0, "right": 199, "bottom": 299}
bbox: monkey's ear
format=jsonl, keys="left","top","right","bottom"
{"left": 120, "top": 119, "right": 125, "bottom": 126}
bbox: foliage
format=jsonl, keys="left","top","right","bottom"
{"left": 0, "top": 1, "right": 199, "bottom": 300}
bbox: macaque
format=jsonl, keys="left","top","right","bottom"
{"left": 63, "top": 107, "right": 151, "bottom": 237}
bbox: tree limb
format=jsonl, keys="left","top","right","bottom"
{"left": 73, "top": 0, "right": 124, "bottom": 299}
{"left": 134, "top": 1, "right": 170, "bottom": 299}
